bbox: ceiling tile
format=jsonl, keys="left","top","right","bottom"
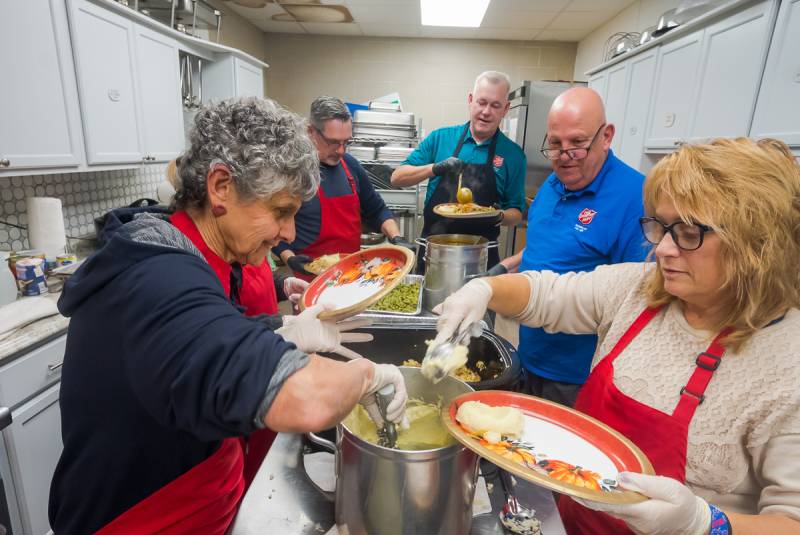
{"left": 481, "top": 8, "right": 560, "bottom": 29}
{"left": 546, "top": 10, "right": 617, "bottom": 30}
{"left": 489, "top": 0, "right": 571, "bottom": 10}
{"left": 346, "top": 3, "right": 419, "bottom": 25}
{"left": 532, "top": 28, "right": 590, "bottom": 41}
{"left": 565, "top": 0, "right": 633, "bottom": 11}
{"left": 299, "top": 21, "right": 364, "bottom": 35}
{"left": 475, "top": 28, "right": 541, "bottom": 40}
{"left": 419, "top": 26, "right": 479, "bottom": 39}
{"left": 357, "top": 23, "right": 422, "bottom": 37}
{"left": 252, "top": 19, "right": 307, "bottom": 32}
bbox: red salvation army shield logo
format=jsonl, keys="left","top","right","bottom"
{"left": 578, "top": 208, "right": 597, "bottom": 225}
{"left": 493, "top": 155, "right": 504, "bottom": 168}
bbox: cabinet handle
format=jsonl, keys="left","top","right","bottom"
{"left": 0, "top": 158, "right": 10, "bottom": 167}
{"left": 47, "top": 361, "right": 64, "bottom": 373}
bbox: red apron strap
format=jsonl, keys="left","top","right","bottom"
{"left": 672, "top": 327, "right": 733, "bottom": 422}
{"left": 340, "top": 158, "right": 358, "bottom": 194}
{"left": 604, "top": 306, "right": 664, "bottom": 364}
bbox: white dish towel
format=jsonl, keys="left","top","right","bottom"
{"left": 0, "top": 297, "right": 60, "bottom": 337}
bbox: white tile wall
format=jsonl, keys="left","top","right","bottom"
{"left": 0, "top": 165, "right": 166, "bottom": 251}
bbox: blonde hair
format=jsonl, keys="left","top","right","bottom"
{"left": 643, "top": 137, "right": 800, "bottom": 351}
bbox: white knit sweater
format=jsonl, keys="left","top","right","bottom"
{"left": 513, "top": 262, "right": 800, "bottom": 520}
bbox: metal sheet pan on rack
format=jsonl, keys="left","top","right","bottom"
{"left": 365, "top": 274, "right": 423, "bottom": 316}
{"left": 353, "top": 110, "right": 415, "bottom": 125}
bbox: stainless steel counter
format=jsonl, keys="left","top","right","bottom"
{"left": 231, "top": 433, "right": 566, "bottom": 535}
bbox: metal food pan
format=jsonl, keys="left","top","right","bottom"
{"left": 353, "top": 124, "right": 417, "bottom": 139}
{"left": 347, "top": 146, "right": 376, "bottom": 160}
{"left": 376, "top": 188, "right": 418, "bottom": 208}
{"left": 377, "top": 146, "right": 415, "bottom": 160}
{"left": 366, "top": 274, "right": 423, "bottom": 316}
{"left": 354, "top": 109, "right": 415, "bottom": 125}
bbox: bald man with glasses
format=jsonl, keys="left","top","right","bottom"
{"left": 502, "top": 86, "right": 649, "bottom": 407}
{"left": 275, "top": 96, "right": 414, "bottom": 279}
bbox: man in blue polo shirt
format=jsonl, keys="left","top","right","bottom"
{"left": 391, "top": 71, "right": 526, "bottom": 268}
{"left": 502, "top": 87, "right": 648, "bottom": 406}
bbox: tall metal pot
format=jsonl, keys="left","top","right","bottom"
{"left": 308, "top": 367, "right": 478, "bottom": 535}
{"left": 418, "top": 234, "right": 498, "bottom": 311}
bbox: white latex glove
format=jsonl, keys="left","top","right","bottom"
{"left": 431, "top": 278, "right": 493, "bottom": 347}
{"left": 282, "top": 276, "right": 308, "bottom": 304}
{"left": 355, "top": 361, "right": 408, "bottom": 426}
{"left": 276, "top": 303, "right": 374, "bottom": 358}
{"left": 574, "top": 472, "right": 711, "bottom": 535}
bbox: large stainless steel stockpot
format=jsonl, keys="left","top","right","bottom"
{"left": 418, "top": 234, "right": 498, "bottom": 311}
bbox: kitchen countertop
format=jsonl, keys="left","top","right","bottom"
{"left": 0, "top": 290, "right": 68, "bottom": 365}
{"left": 231, "top": 433, "right": 566, "bottom": 535}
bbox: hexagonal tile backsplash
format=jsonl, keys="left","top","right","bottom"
{"left": 0, "top": 165, "right": 166, "bottom": 251}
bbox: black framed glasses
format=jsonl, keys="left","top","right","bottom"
{"left": 639, "top": 217, "right": 714, "bottom": 251}
{"left": 539, "top": 124, "right": 606, "bottom": 161}
{"left": 314, "top": 126, "right": 353, "bottom": 149}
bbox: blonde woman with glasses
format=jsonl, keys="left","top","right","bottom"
{"left": 432, "top": 137, "right": 800, "bottom": 535}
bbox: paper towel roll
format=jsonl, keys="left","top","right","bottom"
{"left": 26, "top": 197, "right": 67, "bottom": 259}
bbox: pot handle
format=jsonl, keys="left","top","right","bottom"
{"left": 303, "top": 433, "right": 337, "bottom": 502}
{"left": 486, "top": 240, "right": 499, "bottom": 249}
{"left": 414, "top": 237, "right": 428, "bottom": 247}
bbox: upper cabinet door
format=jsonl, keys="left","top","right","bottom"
{"left": 134, "top": 27, "right": 185, "bottom": 162}
{"left": 0, "top": 0, "right": 84, "bottom": 171}
{"left": 588, "top": 72, "right": 608, "bottom": 103}
{"left": 645, "top": 32, "right": 703, "bottom": 150}
{"left": 618, "top": 48, "right": 658, "bottom": 171}
{"left": 603, "top": 62, "right": 629, "bottom": 154}
{"left": 67, "top": 0, "right": 143, "bottom": 164}
{"left": 689, "top": 1, "right": 773, "bottom": 142}
{"left": 751, "top": 0, "right": 800, "bottom": 146}
{"left": 235, "top": 59, "right": 264, "bottom": 98}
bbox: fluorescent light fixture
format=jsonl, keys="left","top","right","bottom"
{"left": 420, "top": 0, "right": 491, "bottom": 27}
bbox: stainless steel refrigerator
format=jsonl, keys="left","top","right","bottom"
{"left": 501, "top": 80, "right": 587, "bottom": 196}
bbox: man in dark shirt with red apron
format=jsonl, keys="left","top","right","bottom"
{"left": 275, "top": 96, "right": 414, "bottom": 279}
{"left": 391, "top": 71, "right": 527, "bottom": 269}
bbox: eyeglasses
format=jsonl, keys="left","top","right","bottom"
{"left": 314, "top": 126, "right": 353, "bottom": 149}
{"left": 639, "top": 217, "right": 714, "bottom": 251}
{"left": 539, "top": 124, "right": 606, "bottom": 161}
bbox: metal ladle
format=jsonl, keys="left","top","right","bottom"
{"left": 374, "top": 384, "right": 397, "bottom": 448}
{"left": 499, "top": 469, "right": 541, "bottom": 535}
{"left": 421, "top": 322, "right": 482, "bottom": 383}
{"left": 456, "top": 173, "right": 474, "bottom": 204}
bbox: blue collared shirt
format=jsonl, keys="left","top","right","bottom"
{"left": 402, "top": 122, "right": 527, "bottom": 211}
{"left": 519, "top": 150, "right": 649, "bottom": 384}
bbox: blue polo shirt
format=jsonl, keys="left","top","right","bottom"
{"left": 519, "top": 150, "right": 648, "bottom": 384}
{"left": 402, "top": 122, "right": 527, "bottom": 212}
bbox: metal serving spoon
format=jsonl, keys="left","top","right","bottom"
{"left": 421, "top": 322, "right": 483, "bottom": 383}
{"left": 499, "top": 469, "right": 541, "bottom": 535}
{"left": 374, "top": 384, "right": 398, "bottom": 448}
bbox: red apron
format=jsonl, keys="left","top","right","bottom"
{"left": 295, "top": 159, "right": 362, "bottom": 281}
{"left": 558, "top": 306, "right": 731, "bottom": 535}
{"left": 170, "top": 211, "right": 277, "bottom": 487}
{"left": 97, "top": 437, "right": 244, "bottom": 534}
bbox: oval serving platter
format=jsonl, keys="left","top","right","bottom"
{"left": 299, "top": 245, "right": 414, "bottom": 322}
{"left": 443, "top": 390, "right": 654, "bottom": 504}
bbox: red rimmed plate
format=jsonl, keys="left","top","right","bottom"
{"left": 299, "top": 245, "right": 414, "bottom": 322}
{"left": 433, "top": 203, "right": 501, "bottom": 219}
{"left": 443, "top": 390, "right": 654, "bottom": 504}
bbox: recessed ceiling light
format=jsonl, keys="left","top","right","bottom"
{"left": 420, "top": 0, "right": 490, "bottom": 27}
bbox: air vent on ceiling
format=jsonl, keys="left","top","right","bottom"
{"left": 225, "top": 0, "right": 353, "bottom": 23}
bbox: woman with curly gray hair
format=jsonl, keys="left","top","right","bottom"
{"left": 49, "top": 98, "right": 408, "bottom": 535}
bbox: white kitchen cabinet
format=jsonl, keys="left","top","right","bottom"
{"left": 644, "top": 33, "right": 704, "bottom": 150}
{"left": 133, "top": 27, "right": 186, "bottom": 162}
{"left": 617, "top": 49, "right": 658, "bottom": 171}
{"left": 603, "top": 62, "right": 629, "bottom": 154}
{"left": 0, "top": 0, "right": 85, "bottom": 172}
{"left": 587, "top": 72, "right": 608, "bottom": 103}
{"left": 3, "top": 384, "right": 62, "bottom": 535}
{"left": 751, "top": 0, "right": 800, "bottom": 146}
{"left": 67, "top": 0, "right": 144, "bottom": 164}
{"left": 688, "top": 1, "right": 774, "bottom": 142}
{"left": 203, "top": 55, "right": 265, "bottom": 102}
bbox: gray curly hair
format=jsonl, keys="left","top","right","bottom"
{"left": 174, "top": 97, "right": 320, "bottom": 210}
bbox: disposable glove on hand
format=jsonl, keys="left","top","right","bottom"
{"left": 286, "top": 254, "right": 314, "bottom": 276}
{"left": 276, "top": 304, "right": 374, "bottom": 358}
{"left": 389, "top": 235, "right": 416, "bottom": 251}
{"left": 432, "top": 157, "right": 464, "bottom": 177}
{"left": 431, "top": 278, "right": 493, "bottom": 347}
{"left": 574, "top": 472, "right": 711, "bottom": 535}
{"left": 282, "top": 276, "right": 308, "bottom": 304}
{"left": 356, "top": 361, "right": 408, "bottom": 426}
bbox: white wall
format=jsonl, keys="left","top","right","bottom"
{"left": 262, "top": 33, "right": 577, "bottom": 134}
{"left": 573, "top": 0, "right": 679, "bottom": 79}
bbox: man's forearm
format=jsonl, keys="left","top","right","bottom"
{"left": 380, "top": 219, "right": 401, "bottom": 239}
{"left": 280, "top": 250, "right": 295, "bottom": 263}
{"left": 391, "top": 164, "right": 433, "bottom": 187}
{"left": 501, "top": 208, "right": 522, "bottom": 227}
